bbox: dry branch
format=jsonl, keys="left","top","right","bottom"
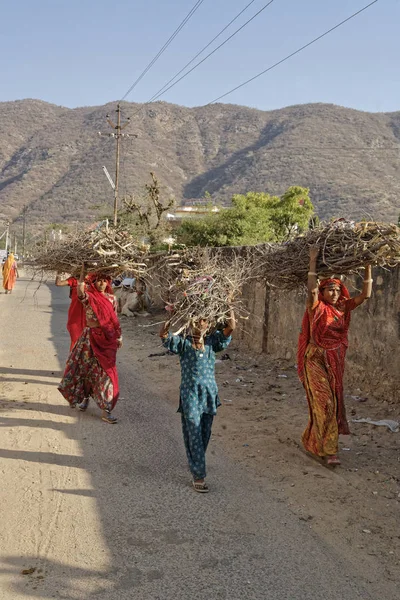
{"left": 254, "top": 220, "right": 400, "bottom": 290}
{"left": 153, "top": 248, "right": 254, "bottom": 335}
{"left": 31, "top": 224, "right": 148, "bottom": 277}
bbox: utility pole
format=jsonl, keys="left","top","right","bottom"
{"left": 5, "top": 221, "right": 10, "bottom": 253}
{"left": 22, "top": 205, "right": 27, "bottom": 257}
{"left": 99, "top": 104, "right": 137, "bottom": 226}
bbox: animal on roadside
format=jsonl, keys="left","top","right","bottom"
{"left": 120, "top": 278, "right": 151, "bottom": 317}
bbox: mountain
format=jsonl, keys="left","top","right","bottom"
{"left": 0, "top": 99, "right": 399, "bottom": 230}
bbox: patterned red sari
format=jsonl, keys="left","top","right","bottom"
{"left": 297, "top": 280, "right": 357, "bottom": 457}
{"left": 59, "top": 277, "right": 121, "bottom": 411}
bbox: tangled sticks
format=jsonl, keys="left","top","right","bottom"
{"left": 32, "top": 224, "right": 148, "bottom": 277}
{"left": 253, "top": 220, "right": 400, "bottom": 290}
{"left": 155, "top": 249, "right": 253, "bottom": 335}
{"left": 152, "top": 220, "right": 400, "bottom": 331}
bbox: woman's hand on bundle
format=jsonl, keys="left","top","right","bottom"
{"left": 159, "top": 320, "right": 170, "bottom": 338}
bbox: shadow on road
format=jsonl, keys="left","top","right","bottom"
{"left": 1, "top": 281, "right": 384, "bottom": 600}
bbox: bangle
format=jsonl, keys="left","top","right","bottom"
{"left": 308, "top": 272, "right": 317, "bottom": 277}
{"left": 363, "top": 279, "right": 373, "bottom": 283}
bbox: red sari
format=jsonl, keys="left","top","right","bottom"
{"left": 59, "top": 278, "right": 121, "bottom": 411}
{"left": 297, "top": 280, "right": 357, "bottom": 457}
{"left": 66, "top": 277, "right": 86, "bottom": 350}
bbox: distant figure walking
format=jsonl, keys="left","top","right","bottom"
{"left": 297, "top": 246, "right": 373, "bottom": 465}
{"left": 2, "top": 253, "right": 18, "bottom": 294}
{"left": 55, "top": 272, "right": 87, "bottom": 350}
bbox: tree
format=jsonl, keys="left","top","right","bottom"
{"left": 119, "top": 172, "right": 175, "bottom": 246}
{"left": 177, "top": 186, "right": 314, "bottom": 247}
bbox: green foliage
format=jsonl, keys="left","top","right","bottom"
{"left": 177, "top": 186, "right": 314, "bottom": 247}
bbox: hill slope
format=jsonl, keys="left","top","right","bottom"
{"left": 0, "top": 99, "right": 399, "bottom": 228}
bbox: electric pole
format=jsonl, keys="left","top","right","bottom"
{"left": 5, "top": 221, "right": 10, "bottom": 253}
{"left": 99, "top": 104, "right": 137, "bottom": 226}
{"left": 22, "top": 205, "right": 28, "bottom": 257}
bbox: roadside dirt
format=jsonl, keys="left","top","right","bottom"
{"left": 121, "top": 311, "right": 400, "bottom": 586}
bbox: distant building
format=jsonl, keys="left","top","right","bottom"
{"left": 166, "top": 203, "right": 222, "bottom": 226}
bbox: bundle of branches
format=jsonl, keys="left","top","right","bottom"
{"left": 155, "top": 248, "right": 253, "bottom": 335}
{"left": 254, "top": 220, "right": 400, "bottom": 290}
{"left": 31, "top": 223, "right": 148, "bottom": 277}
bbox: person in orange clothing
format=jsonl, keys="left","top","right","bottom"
{"left": 2, "top": 253, "right": 18, "bottom": 294}
{"left": 55, "top": 272, "right": 87, "bottom": 350}
{"left": 297, "top": 246, "right": 373, "bottom": 466}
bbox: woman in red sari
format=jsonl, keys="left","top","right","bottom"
{"left": 55, "top": 272, "right": 87, "bottom": 350}
{"left": 297, "top": 246, "right": 372, "bottom": 465}
{"left": 58, "top": 265, "right": 122, "bottom": 424}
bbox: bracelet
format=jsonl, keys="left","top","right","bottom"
{"left": 308, "top": 272, "right": 317, "bottom": 276}
{"left": 363, "top": 279, "right": 373, "bottom": 283}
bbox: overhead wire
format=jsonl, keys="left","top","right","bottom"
{"left": 127, "top": 0, "right": 276, "bottom": 118}
{"left": 144, "top": 0, "right": 259, "bottom": 103}
{"left": 206, "top": 0, "right": 379, "bottom": 104}
{"left": 120, "top": 0, "right": 206, "bottom": 102}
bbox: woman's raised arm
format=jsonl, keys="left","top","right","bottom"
{"left": 306, "top": 246, "right": 319, "bottom": 309}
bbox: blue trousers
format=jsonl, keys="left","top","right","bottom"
{"left": 181, "top": 413, "right": 214, "bottom": 480}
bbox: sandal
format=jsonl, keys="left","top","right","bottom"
{"left": 78, "top": 399, "right": 90, "bottom": 412}
{"left": 192, "top": 481, "right": 209, "bottom": 493}
{"left": 101, "top": 412, "right": 118, "bottom": 424}
{"left": 327, "top": 455, "right": 341, "bottom": 466}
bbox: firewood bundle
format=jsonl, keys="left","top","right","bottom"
{"left": 253, "top": 220, "right": 400, "bottom": 290}
{"left": 31, "top": 224, "right": 148, "bottom": 277}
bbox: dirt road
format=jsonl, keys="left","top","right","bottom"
{"left": 0, "top": 278, "right": 398, "bottom": 599}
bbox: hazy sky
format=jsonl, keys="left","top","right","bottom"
{"left": 0, "top": 0, "right": 398, "bottom": 112}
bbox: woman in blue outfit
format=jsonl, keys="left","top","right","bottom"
{"left": 160, "top": 311, "right": 236, "bottom": 493}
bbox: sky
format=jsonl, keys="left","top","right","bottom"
{"left": 0, "top": 0, "right": 398, "bottom": 113}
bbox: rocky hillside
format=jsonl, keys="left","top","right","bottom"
{"left": 1, "top": 99, "right": 399, "bottom": 229}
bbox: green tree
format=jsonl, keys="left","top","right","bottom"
{"left": 177, "top": 186, "right": 314, "bottom": 247}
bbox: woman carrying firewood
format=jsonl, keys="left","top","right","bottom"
{"left": 58, "top": 264, "right": 122, "bottom": 424}
{"left": 297, "top": 246, "right": 373, "bottom": 465}
{"left": 160, "top": 310, "right": 235, "bottom": 493}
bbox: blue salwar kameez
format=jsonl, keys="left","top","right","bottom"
{"left": 163, "top": 330, "right": 231, "bottom": 479}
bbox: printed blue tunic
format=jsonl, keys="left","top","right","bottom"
{"left": 163, "top": 331, "right": 232, "bottom": 425}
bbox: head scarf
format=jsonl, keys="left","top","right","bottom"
{"left": 85, "top": 273, "right": 121, "bottom": 341}
{"left": 297, "top": 277, "right": 351, "bottom": 384}
{"left": 318, "top": 278, "right": 350, "bottom": 309}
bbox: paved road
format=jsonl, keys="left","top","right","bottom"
{"left": 0, "top": 278, "right": 383, "bottom": 599}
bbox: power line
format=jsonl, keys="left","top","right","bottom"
{"left": 207, "top": 0, "right": 379, "bottom": 104}
{"left": 128, "top": 0, "right": 276, "bottom": 118}
{"left": 120, "top": 0, "right": 206, "bottom": 102}
{"left": 145, "top": 0, "right": 259, "bottom": 104}
{"left": 250, "top": 145, "right": 400, "bottom": 152}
